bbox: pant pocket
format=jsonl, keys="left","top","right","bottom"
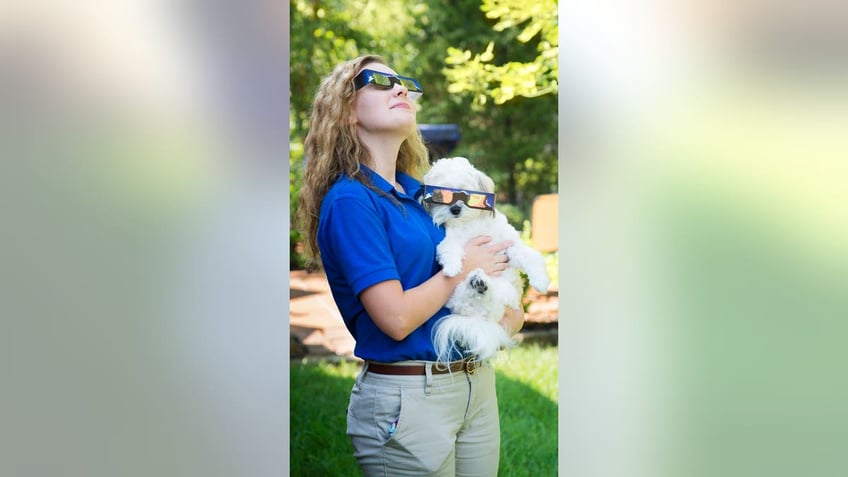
{"left": 383, "top": 388, "right": 458, "bottom": 474}
{"left": 372, "top": 385, "right": 402, "bottom": 445}
{"left": 346, "top": 381, "right": 402, "bottom": 464}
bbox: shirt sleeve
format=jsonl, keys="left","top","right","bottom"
{"left": 318, "top": 194, "right": 400, "bottom": 297}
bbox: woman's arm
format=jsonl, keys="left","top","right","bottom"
{"left": 499, "top": 305, "right": 525, "bottom": 338}
{"left": 360, "top": 236, "right": 512, "bottom": 341}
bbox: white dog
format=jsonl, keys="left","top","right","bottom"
{"left": 420, "top": 157, "right": 551, "bottom": 364}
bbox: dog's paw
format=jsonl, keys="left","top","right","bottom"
{"left": 530, "top": 274, "right": 550, "bottom": 293}
{"left": 468, "top": 271, "right": 488, "bottom": 294}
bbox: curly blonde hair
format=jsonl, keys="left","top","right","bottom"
{"left": 296, "top": 55, "right": 430, "bottom": 269}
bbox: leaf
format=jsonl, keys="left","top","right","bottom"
{"left": 480, "top": 42, "right": 495, "bottom": 62}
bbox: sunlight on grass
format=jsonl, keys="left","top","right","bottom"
{"left": 493, "top": 343, "right": 559, "bottom": 401}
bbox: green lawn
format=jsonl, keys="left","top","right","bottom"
{"left": 290, "top": 344, "right": 558, "bottom": 476}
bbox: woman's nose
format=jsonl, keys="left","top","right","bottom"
{"left": 393, "top": 84, "right": 409, "bottom": 96}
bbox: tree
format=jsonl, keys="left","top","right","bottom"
{"left": 414, "top": 0, "right": 558, "bottom": 207}
{"left": 443, "top": 0, "right": 558, "bottom": 107}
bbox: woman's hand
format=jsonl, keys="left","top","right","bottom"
{"left": 459, "top": 235, "right": 512, "bottom": 279}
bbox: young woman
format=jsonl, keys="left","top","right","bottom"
{"left": 296, "top": 54, "right": 524, "bottom": 476}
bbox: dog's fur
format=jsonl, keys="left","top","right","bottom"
{"left": 420, "top": 157, "right": 551, "bottom": 363}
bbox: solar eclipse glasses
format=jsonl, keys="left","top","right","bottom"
{"left": 354, "top": 69, "right": 423, "bottom": 98}
{"left": 421, "top": 185, "right": 496, "bottom": 211}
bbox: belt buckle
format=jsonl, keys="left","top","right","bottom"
{"left": 464, "top": 358, "right": 479, "bottom": 375}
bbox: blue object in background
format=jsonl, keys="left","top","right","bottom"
{"left": 419, "top": 124, "right": 461, "bottom": 162}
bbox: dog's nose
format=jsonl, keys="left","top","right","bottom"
{"left": 449, "top": 204, "right": 462, "bottom": 216}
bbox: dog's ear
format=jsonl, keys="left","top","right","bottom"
{"left": 476, "top": 169, "right": 495, "bottom": 193}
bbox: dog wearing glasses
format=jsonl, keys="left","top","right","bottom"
{"left": 420, "top": 156, "right": 551, "bottom": 364}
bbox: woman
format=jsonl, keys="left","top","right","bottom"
{"left": 296, "top": 54, "right": 524, "bottom": 476}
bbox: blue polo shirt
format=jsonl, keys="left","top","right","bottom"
{"left": 317, "top": 167, "right": 450, "bottom": 362}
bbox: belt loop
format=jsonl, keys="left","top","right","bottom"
{"left": 424, "top": 362, "right": 433, "bottom": 396}
{"left": 355, "top": 361, "right": 370, "bottom": 386}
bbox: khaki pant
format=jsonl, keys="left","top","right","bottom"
{"left": 346, "top": 361, "right": 500, "bottom": 476}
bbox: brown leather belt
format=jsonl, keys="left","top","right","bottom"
{"left": 367, "top": 359, "right": 482, "bottom": 376}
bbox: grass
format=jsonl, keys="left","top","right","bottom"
{"left": 290, "top": 344, "right": 558, "bottom": 476}
{"left": 492, "top": 344, "right": 559, "bottom": 476}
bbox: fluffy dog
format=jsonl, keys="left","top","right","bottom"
{"left": 420, "top": 156, "right": 551, "bottom": 364}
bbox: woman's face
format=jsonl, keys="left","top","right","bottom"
{"left": 352, "top": 63, "right": 417, "bottom": 137}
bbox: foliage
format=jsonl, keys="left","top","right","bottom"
{"left": 414, "top": 0, "right": 558, "bottom": 205}
{"left": 290, "top": 128, "right": 306, "bottom": 269}
{"left": 289, "top": 0, "right": 427, "bottom": 141}
{"left": 443, "top": 0, "right": 558, "bottom": 107}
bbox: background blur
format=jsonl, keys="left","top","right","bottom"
{"left": 2, "top": 1, "right": 290, "bottom": 476}
{"left": 559, "top": 1, "right": 848, "bottom": 476}
{"left": 2, "top": 1, "right": 847, "bottom": 476}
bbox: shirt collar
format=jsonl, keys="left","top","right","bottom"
{"left": 361, "top": 166, "right": 420, "bottom": 197}
{"left": 361, "top": 166, "right": 393, "bottom": 192}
